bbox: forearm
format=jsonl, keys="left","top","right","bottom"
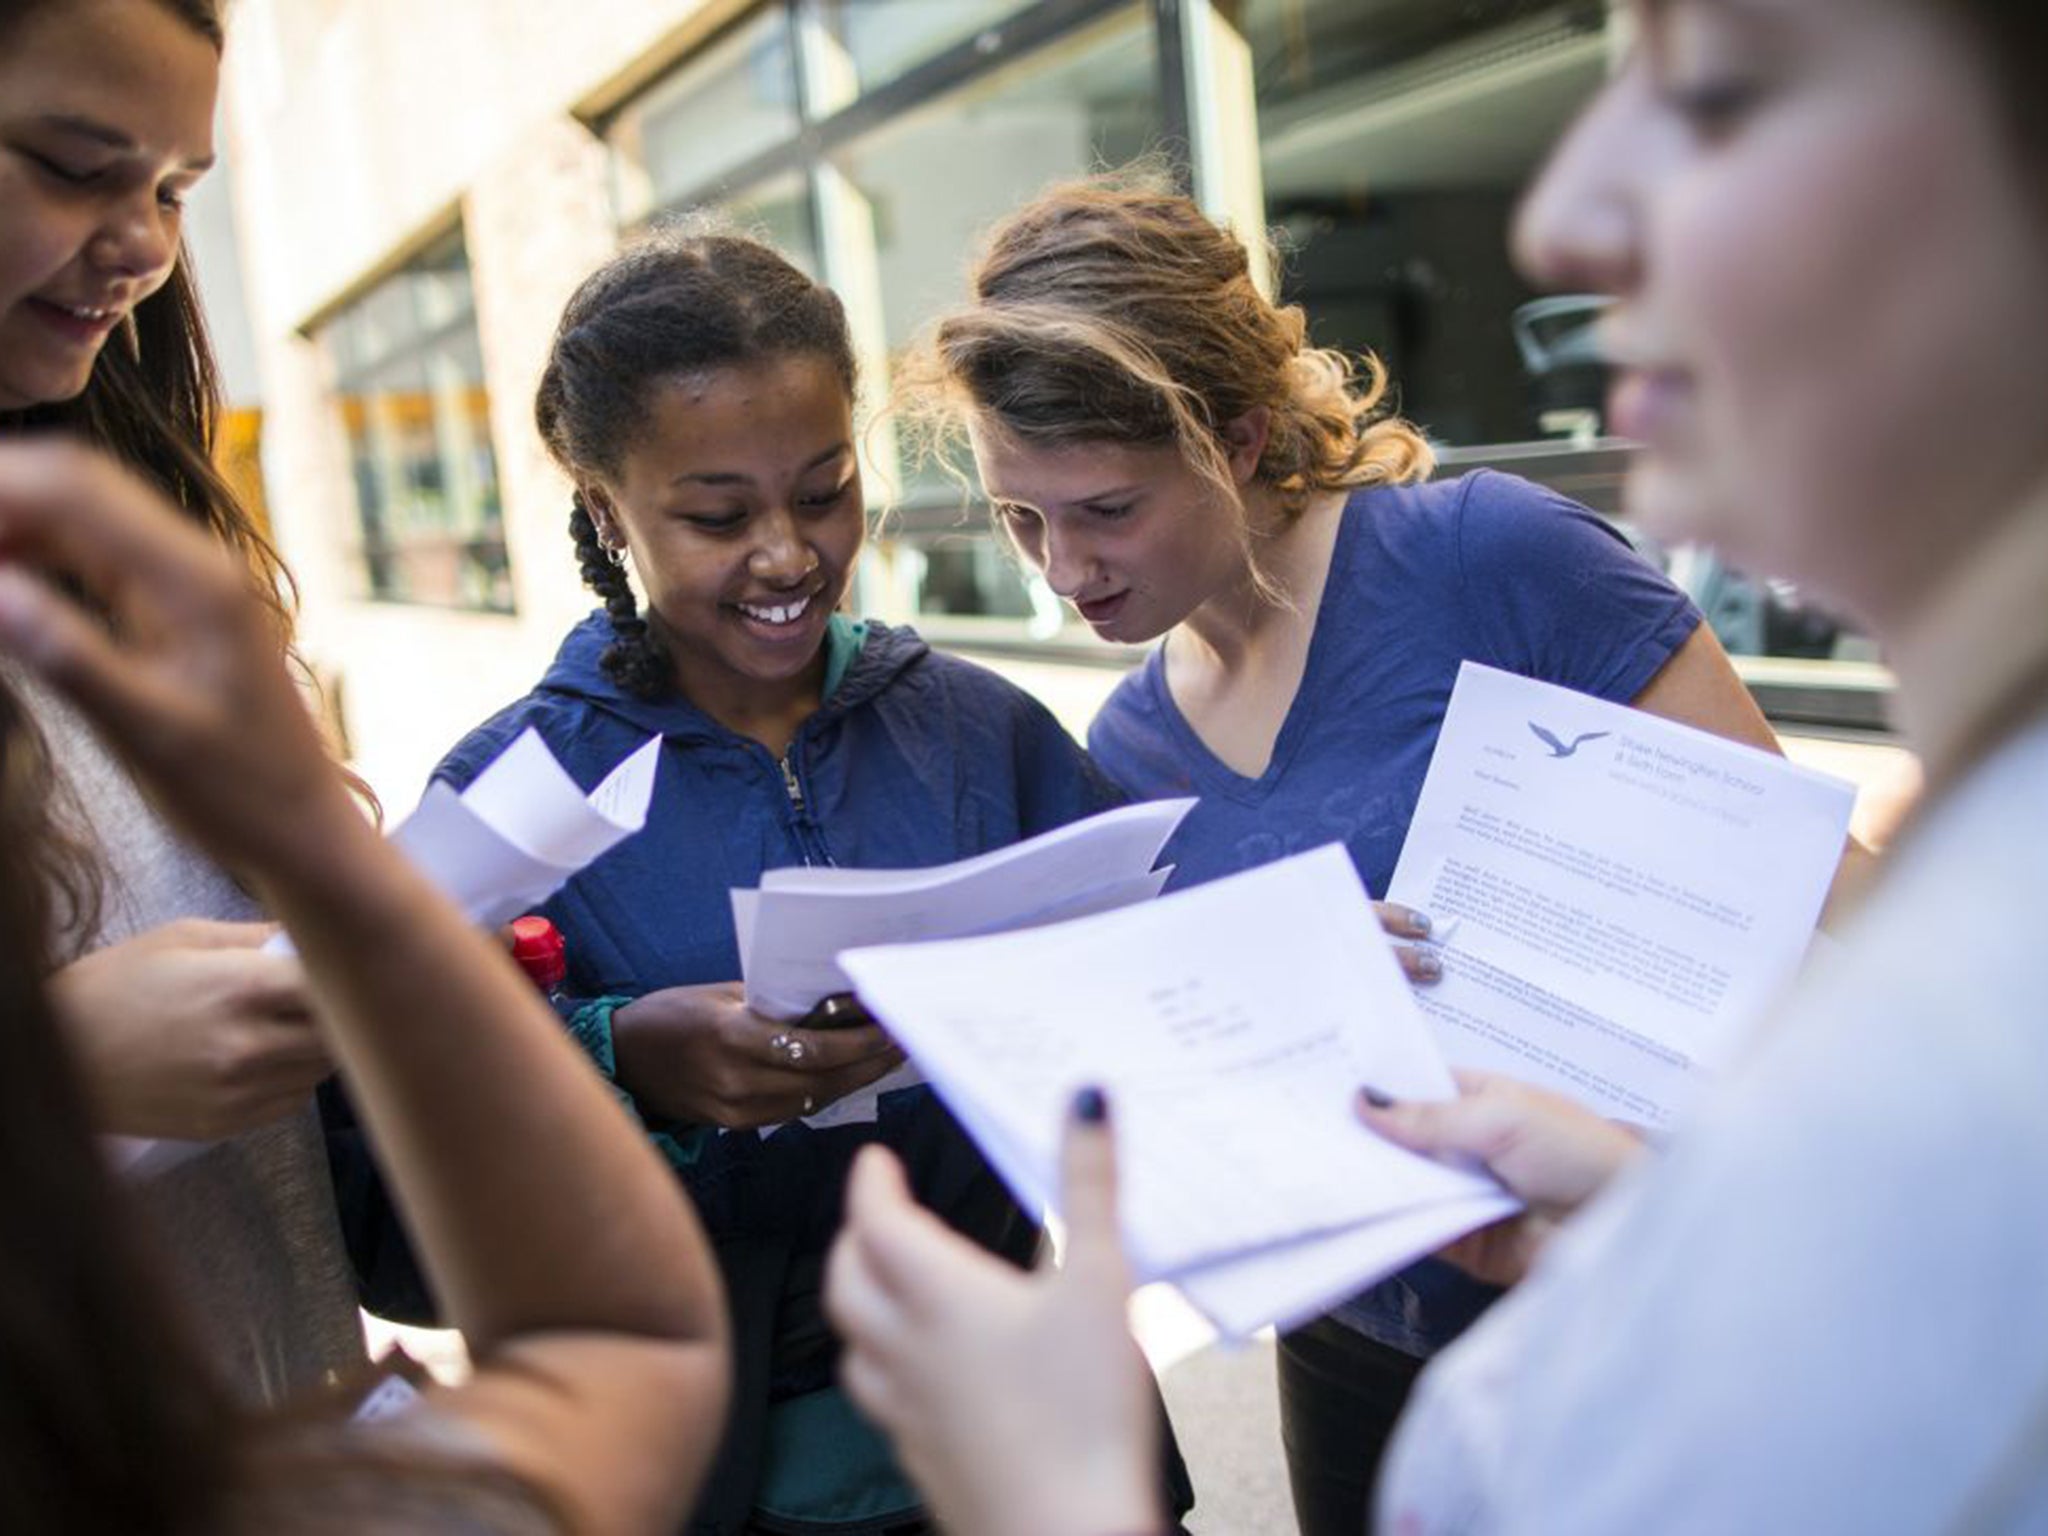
{"left": 255, "top": 804, "right": 722, "bottom": 1357}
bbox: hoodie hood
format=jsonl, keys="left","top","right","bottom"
{"left": 535, "top": 610, "right": 929, "bottom": 741}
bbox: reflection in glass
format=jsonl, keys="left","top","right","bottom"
{"left": 1243, "top": 0, "right": 1606, "bottom": 446}
{"left": 703, "top": 170, "right": 819, "bottom": 278}
{"left": 327, "top": 232, "right": 510, "bottom": 612}
{"left": 832, "top": 7, "right": 1160, "bottom": 523}
{"left": 815, "top": 0, "right": 1030, "bottom": 99}
{"left": 611, "top": 7, "right": 800, "bottom": 222}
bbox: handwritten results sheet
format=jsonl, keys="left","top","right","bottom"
{"left": 838, "top": 845, "right": 1515, "bottom": 1337}
{"left": 1388, "top": 663, "right": 1855, "bottom": 1126}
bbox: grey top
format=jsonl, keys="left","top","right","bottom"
{"left": 24, "top": 668, "right": 365, "bottom": 1404}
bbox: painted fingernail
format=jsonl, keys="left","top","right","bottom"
{"left": 1359, "top": 1086, "right": 1396, "bottom": 1110}
{"left": 1413, "top": 948, "right": 1444, "bottom": 982}
{"left": 1406, "top": 907, "right": 1433, "bottom": 937}
{"left": 1073, "top": 1085, "right": 1109, "bottom": 1124}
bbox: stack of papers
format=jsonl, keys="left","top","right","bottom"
{"left": 838, "top": 845, "right": 1517, "bottom": 1337}
{"left": 114, "top": 730, "right": 662, "bottom": 1178}
{"left": 834, "top": 666, "right": 1855, "bottom": 1335}
{"left": 735, "top": 799, "right": 1193, "bottom": 1129}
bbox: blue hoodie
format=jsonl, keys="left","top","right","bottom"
{"left": 430, "top": 611, "right": 1139, "bottom": 1533}
{"left": 437, "top": 612, "right": 1121, "bottom": 1010}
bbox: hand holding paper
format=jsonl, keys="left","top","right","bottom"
{"left": 838, "top": 844, "right": 1514, "bottom": 1336}
{"left": 738, "top": 798, "right": 1194, "bottom": 1131}
{"left": 115, "top": 729, "right": 661, "bottom": 1175}
{"left": 827, "top": 1101, "right": 1166, "bottom": 1536}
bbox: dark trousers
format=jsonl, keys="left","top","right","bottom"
{"left": 1275, "top": 1317, "right": 1426, "bottom": 1536}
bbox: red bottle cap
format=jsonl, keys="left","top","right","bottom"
{"left": 509, "top": 915, "right": 567, "bottom": 992}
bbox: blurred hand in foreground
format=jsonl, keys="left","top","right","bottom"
{"left": 51, "top": 919, "right": 330, "bottom": 1140}
{"left": 827, "top": 1089, "right": 1163, "bottom": 1536}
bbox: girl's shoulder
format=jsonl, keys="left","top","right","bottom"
{"left": 433, "top": 684, "right": 642, "bottom": 796}
{"left": 1347, "top": 467, "right": 1570, "bottom": 540}
{"left": 1345, "top": 468, "right": 1650, "bottom": 593}
{"left": 850, "top": 620, "right": 1063, "bottom": 723}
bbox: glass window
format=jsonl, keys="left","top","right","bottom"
{"left": 1244, "top": 0, "right": 1607, "bottom": 447}
{"left": 824, "top": 8, "right": 1161, "bottom": 626}
{"left": 813, "top": 0, "right": 1033, "bottom": 101}
{"left": 705, "top": 168, "right": 820, "bottom": 276}
{"left": 833, "top": 10, "right": 1159, "bottom": 362}
{"left": 326, "top": 231, "right": 510, "bottom": 613}
{"left": 610, "top": 6, "right": 801, "bottom": 224}
{"left": 913, "top": 532, "right": 1038, "bottom": 621}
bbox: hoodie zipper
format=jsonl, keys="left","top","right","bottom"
{"left": 779, "top": 752, "right": 806, "bottom": 816}
{"left": 776, "top": 745, "right": 833, "bottom": 867}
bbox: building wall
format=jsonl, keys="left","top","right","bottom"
{"left": 222, "top": 0, "right": 749, "bottom": 803}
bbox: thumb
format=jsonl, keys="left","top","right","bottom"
{"left": 1054, "top": 1085, "right": 1129, "bottom": 1287}
{"left": 1356, "top": 1081, "right": 1511, "bottom": 1164}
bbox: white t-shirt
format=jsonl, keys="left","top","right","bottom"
{"left": 1383, "top": 718, "right": 2048, "bottom": 1534}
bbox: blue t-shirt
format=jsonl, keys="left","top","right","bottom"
{"left": 1089, "top": 469, "right": 1701, "bottom": 1353}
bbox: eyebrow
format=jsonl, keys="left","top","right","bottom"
{"left": 983, "top": 481, "right": 1146, "bottom": 512}
{"left": 670, "top": 441, "right": 851, "bottom": 488}
{"left": 34, "top": 113, "right": 216, "bottom": 172}
{"left": 1070, "top": 482, "right": 1143, "bottom": 505}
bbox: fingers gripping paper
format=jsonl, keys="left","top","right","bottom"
{"left": 838, "top": 845, "right": 1515, "bottom": 1338}
{"left": 115, "top": 730, "right": 661, "bottom": 1177}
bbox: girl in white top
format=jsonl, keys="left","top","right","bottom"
{"left": 0, "top": 0, "right": 359, "bottom": 1400}
{"left": 821, "top": 0, "right": 2048, "bottom": 1530}
{"left": 0, "top": 437, "right": 730, "bottom": 1533}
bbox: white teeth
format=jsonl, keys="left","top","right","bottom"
{"left": 738, "top": 592, "right": 813, "bottom": 626}
{"left": 62, "top": 305, "right": 113, "bottom": 322}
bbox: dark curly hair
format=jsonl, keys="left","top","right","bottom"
{"left": 533, "top": 227, "right": 858, "bottom": 700}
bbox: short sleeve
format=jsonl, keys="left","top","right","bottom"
{"left": 1453, "top": 470, "right": 1701, "bottom": 705}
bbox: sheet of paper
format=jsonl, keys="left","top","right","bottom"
{"left": 743, "top": 801, "right": 1189, "bottom": 1134}
{"left": 1387, "top": 662, "right": 1854, "bottom": 1126}
{"left": 839, "top": 843, "right": 1506, "bottom": 1326}
{"left": 391, "top": 730, "right": 660, "bottom": 927}
{"left": 758, "top": 799, "right": 1192, "bottom": 897}
{"left": 740, "top": 798, "right": 1194, "bottom": 1021}
{"left": 1175, "top": 1191, "right": 1517, "bottom": 1340}
{"left": 113, "top": 730, "right": 661, "bottom": 1178}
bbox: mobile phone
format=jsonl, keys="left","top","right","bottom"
{"left": 795, "top": 991, "right": 869, "bottom": 1030}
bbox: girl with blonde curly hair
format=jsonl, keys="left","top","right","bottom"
{"left": 894, "top": 169, "right": 1786, "bottom": 1534}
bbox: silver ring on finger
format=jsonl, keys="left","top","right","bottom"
{"left": 769, "top": 1031, "right": 808, "bottom": 1066}
{"left": 802, "top": 1094, "right": 817, "bottom": 1116}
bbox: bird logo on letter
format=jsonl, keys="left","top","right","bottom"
{"left": 1528, "top": 721, "right": 1610, "bottom": 759}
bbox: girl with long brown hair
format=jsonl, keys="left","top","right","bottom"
{"left": 0, "top": 437, "right": 729, "bottom": 1532}
{"left": 1, "top": 0, "right": 359, "bottom": 1400}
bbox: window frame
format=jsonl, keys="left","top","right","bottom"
{"left": 322, "top": 225, "right": 513, "bottom": 615}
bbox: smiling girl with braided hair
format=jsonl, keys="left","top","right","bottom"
{"left": 429, "top": 226, "right": 1192, "bottom": 1536}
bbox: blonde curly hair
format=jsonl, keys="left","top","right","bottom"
{"left": 894, "top": 168, "right": 1433, "bottom": 548}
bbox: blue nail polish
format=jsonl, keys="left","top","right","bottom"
{"left": 1359, "top": 1086, "right": 1395, "bottom": 1110}
{"left": 1073, "top": 1085, "right": 1109, "bottom": 1124}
